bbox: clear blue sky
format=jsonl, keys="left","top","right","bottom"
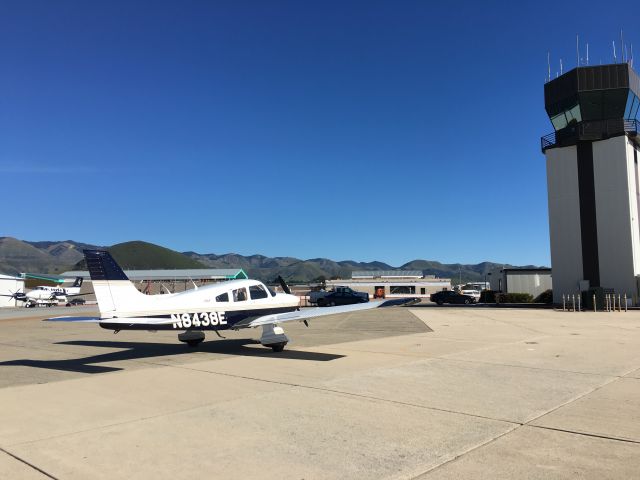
{"left": 1, "top": 1, "right": 637, "bottom": 266}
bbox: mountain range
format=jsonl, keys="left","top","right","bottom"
{"left": 0, "top": 237, "right": 543, "bottom": 284}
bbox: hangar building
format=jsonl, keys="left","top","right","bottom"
{"left": 61, "top": 268, "right": 248, "bottom": 295}
{"left": 0, "top": 274, "right": 25, "bottom": 308}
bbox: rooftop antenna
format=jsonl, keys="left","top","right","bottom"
{"left": 631, "top": 43, "right": 634, "bottom": 67}
{"left": 547, "top": 51, "right": 551, "bottom": 82}
{"left": 624, "top": 44, "right": 628, "bottom": 64}
{"left": 576, "top": 34, "right": 581, "bottom": 66}
{"left": 586, "top": 43, "right": 589, "bottom": 65}
{"left": 620, "top": 29, "right": 624, "bottom": 62}
{"left": 560, "top": 58, "right": 563, "bottom": 75}
{"left": 613, "top": 40, "right": 617, "bottom": 63}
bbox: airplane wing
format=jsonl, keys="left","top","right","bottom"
{"left": 235, "top": 298, "right": 420, "bottom": 329}
{"left": 45, "top": 316, "right": 101, "bottom": 322}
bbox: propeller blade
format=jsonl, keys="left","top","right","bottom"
{"left": 277, "top": 275, "right": 292, "bottom": 295}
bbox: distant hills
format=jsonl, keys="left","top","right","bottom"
{"left": 0, "top": 237, "right": 543, "bottom": 284}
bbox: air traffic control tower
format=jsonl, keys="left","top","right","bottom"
{"left": 542, "top": 63, "right": 640, "bottom": 303}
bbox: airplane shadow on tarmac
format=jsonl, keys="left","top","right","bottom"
{"left": 0, "top": 339, "right": 345, "bottom": 375}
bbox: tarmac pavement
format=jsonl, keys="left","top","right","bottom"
{"left": 0, "top": 304, "right": 639, "bottom": 479}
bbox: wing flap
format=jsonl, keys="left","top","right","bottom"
{"left": 45, "top": 316, "right": 102, "bottom": 323}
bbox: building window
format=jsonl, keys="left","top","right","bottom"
{"left": 420, "top": 288, "right": 426, "bottom": 295}
{"left": 390, "top": 286, "right": 416, "bottom": 294}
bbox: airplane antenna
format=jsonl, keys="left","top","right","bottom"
{"left": 161, "top": 283, "right": 171, "bottom": 294}
{"left": 189, "top": 279, "right": 198, "bottom": 290}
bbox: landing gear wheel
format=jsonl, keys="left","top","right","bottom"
{"left": 270, "top": 343, "right": 286, "bottom": 352}
{"left": 187, "top": 339, "right": 203, "bottom": 347}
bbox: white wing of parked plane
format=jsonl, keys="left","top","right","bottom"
{"left": 235, "top": 298, "right": 419, "bottom": 328}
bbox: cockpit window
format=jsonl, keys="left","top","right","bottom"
{"left": 216, "top": 292, "right": 229, "bottom": 302}
{"left": 268, "top": 288, "right": 276, "bottom": 297}
{"left": 249, "top": 285, "right": 269, "bottom": 300}
{"left": 233, "top": 288, "right": 247, "bottom": 302}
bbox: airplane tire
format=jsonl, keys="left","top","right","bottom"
{"left": 187, "top": 339, "right": 203, "bottom": 347}
{"left": 271, "top": 343, "right": 285, "bottom": 352}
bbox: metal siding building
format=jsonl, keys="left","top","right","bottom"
{"left": 489, "top": 268, "right": 552, "bottom": 298}
{"left": 60, "top": 268, "right": 248, "bottom": 296}
{"left": 60, "top": 269, "right": 248, "bottom": 281}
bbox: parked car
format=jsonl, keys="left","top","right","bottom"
{"left": 310, "top": 286, "right": 368, "bottom": 304}
{"left": 66, "top": 298, "right": 86, "bottom": 307}
{"left": 430, "top": 290, "right": 476, "bottom": 305}
{"left": 317, "top": 290, "right": 369, "bottom": 307}
{"left": 460, "top": 289, "right": 481, "bottom": 301}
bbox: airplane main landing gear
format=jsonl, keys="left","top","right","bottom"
{"left": 260, "top": 324, "right": 289, "bottom": 352}
{"left": 178, "top": 330, "right": 205, "bottom": 347}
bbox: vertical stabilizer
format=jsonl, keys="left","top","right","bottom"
{"left": 83, "top": 250, "right": 142, "bottom": 316}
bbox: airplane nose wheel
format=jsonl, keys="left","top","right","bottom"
{"left": 270, "top": 342, "right": 287, "bottom": 352}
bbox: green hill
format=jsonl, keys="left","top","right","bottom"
{"left": 74, "top": 241, "right": 205, "bottom": 270}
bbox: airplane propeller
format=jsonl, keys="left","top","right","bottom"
{"left": 276, "top": 275, "right": 292, "bottom": 295}
{"left": 0, "top": 289, "right": 27, "bottom": 302}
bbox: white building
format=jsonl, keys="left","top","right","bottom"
{"left": 488, "top": 268, "right": 552, "bottom": 299}
{"left": 326, "top": 270, "right": 450, "bottom": 299}
{"left": 0, "top": 274, "right": 25, "bottom": 308}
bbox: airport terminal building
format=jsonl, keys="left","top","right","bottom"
{"left": 326, "top": 271, "right": 450, "bottom": 299}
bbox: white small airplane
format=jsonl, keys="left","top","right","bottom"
{"left": 2, "top": 277, "right": 83, "bottom": 307}
{"left": 48, "top": 250, "right": 418, "bottom": 351}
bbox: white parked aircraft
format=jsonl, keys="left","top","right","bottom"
{"left": 48, "top": 250, "right": 418, "bottom": 351}
{"left": 2, "top": 277, "right": 83, "bottom": 307}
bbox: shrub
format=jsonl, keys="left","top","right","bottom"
{"left": 533, "top": 289, "right": 553, "bottom": 304}
{"left": 479, "top": 290, "right": 497, "bottom": 303}
{"left": 497, "top": 292, "right": 533, "bottom": 303}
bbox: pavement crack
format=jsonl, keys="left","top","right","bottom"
{"left": 527, "top": 425, "right": 640, "bottom": 445}
{"left": 0, "top": 447, "right": 60, "bottom": 479}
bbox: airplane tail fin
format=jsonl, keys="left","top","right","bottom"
{"left": 83, "top": 250, "right": 143, "bottom": 316}
{"left": 72, "top": 277, "right": 83, "bottom": 288}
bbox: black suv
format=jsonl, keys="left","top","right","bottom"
{"left": 317, "top": 291, "right": 369, "bottom": 307}
{"left": 66, "top": 298, "right": 86, "bottom": 306}
{"left": 430, "top": 290, "right": 476, "bottom": 305}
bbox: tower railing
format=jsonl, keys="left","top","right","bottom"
{"left": 541, "top": 119, "right": 640, "bottom": 152}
